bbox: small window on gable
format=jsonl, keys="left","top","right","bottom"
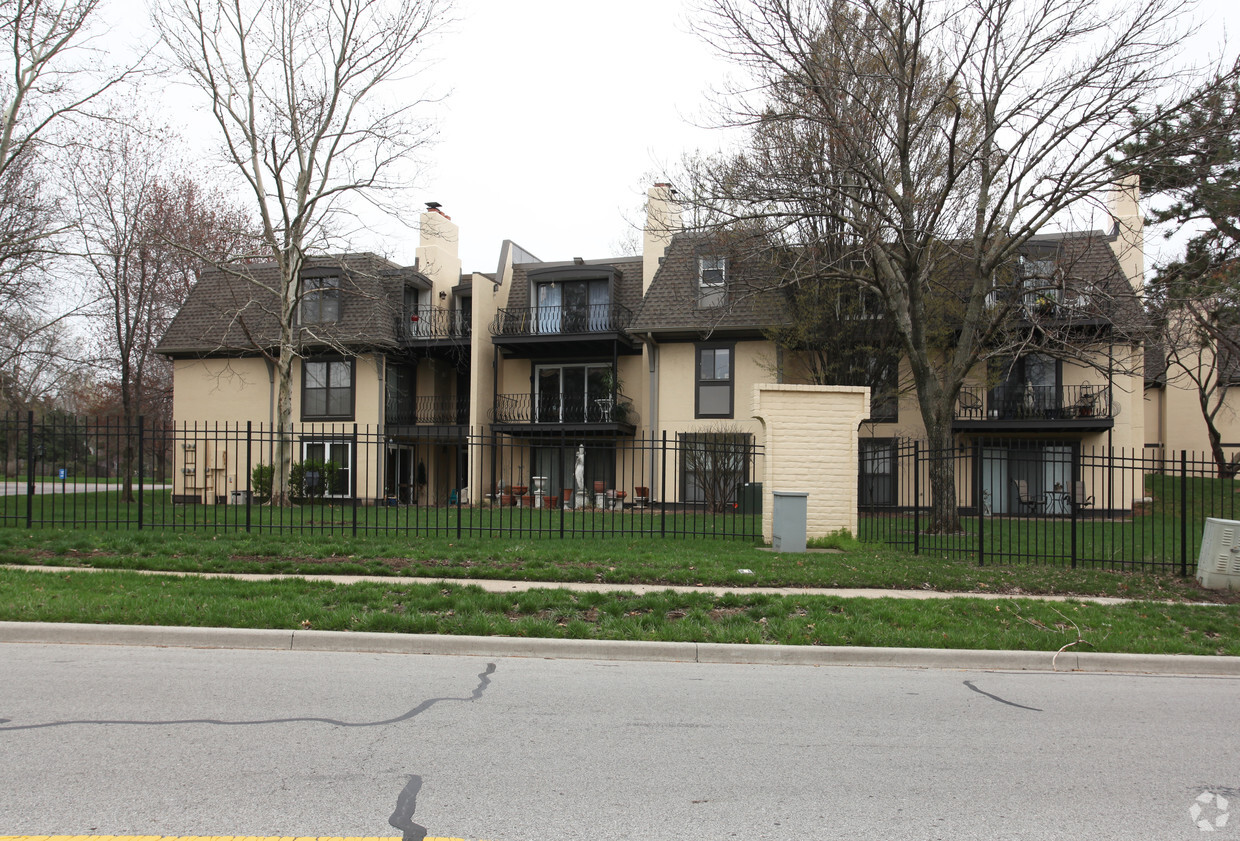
{"left": 301, "top": 276, "right": 341, "bottom": 324}
{"left": 698, "top": 256, "right": 727, "bottom": 308}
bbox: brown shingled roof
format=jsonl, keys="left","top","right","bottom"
{"left": 157, "top": 253, "right": 429, "bottom": 356}
{"left": 629, "top": 235, "right": 789, "bottom": 337}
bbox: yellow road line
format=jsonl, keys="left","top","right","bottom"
{"left": 0, "top": 837, "right": 493, "bottom": 841}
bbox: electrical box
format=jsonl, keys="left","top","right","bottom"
{"left": 1197, "top": 518, "right": 1240, "bottom": 590}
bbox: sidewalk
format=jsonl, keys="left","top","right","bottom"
{"left": 5, "top": 563, "right": 1151, "bottom": 604}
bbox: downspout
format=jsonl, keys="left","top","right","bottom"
{"left": 640, "top": 332, "right": 659, "bottom": 498}
{"left": 264, "top": 356, "right": 276, "bottom": 426}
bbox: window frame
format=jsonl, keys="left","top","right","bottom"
{"left": 697, "top": 256, "right": 727, "bottom": 309}
{"left": 300, "top": 437, "right": 354, "bottom": 499}
{"left": 695, "top": 342, "right": 735, "bottom": 419}
{"left": 301, "top": 356, "right": 356, "bottom": 421}
{"left": 300, "top": 273, "right": 342, "bottom": 324}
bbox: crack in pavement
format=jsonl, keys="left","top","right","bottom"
{"left": 0, "top": 663, "right": 497, "bottom": 731}
{"left": 963, "top": 679, "right": 1042, "bottom": 711}
{"left": 388, "top": 774, "right": 427, "bottom": 841}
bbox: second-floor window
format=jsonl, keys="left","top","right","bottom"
{"left": 303, "top": 358, "right": 353, "bottom": 419}
{"left": 301, "top": 276, "right": 340, "bottom": 324}
{"left": 698, "top": 257, "right": 727, "bottom": 308}
{"left": 696, "top": 343, "right": 733, "bottom": 418}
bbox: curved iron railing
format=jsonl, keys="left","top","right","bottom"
{"left": 955, "top": 384, "right": 1113, "bottom": 421}
{"left": 490, "top": 303, "right": 633, "bottom": 337}
{"left": 386, "top": 395, "right": 470, "bottom": 426}
{"left": 398, "top": 307, "right": 470, "bottom": 341}
{"left": 491, "top": 391, "right": 638, "bottom": 426}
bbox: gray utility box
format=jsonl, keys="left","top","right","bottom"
{"left": 1197, "top": 518, "right": 1240, "bottom": 590}
{"left": 771, "top": 491, "right": 808, "bottom": 553}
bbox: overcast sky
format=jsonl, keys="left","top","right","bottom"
{"left": 106, "top": 0, "right": 1240, "bottom": 276}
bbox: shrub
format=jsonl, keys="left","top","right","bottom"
{"left": 251, "top": 463, "right": 274, "bottom": 503}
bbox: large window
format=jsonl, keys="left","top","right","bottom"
{"left": 697, "top": 256, "right": 727, "bottom": 308}
{"left": 859, "top": 439, "right": 896, "bottom": 507}
{"left": 696, "top": 344, "right": 733, "bottom": 418}
{"left": 302, "top": 358, "right": 354, "bottom": 420}
{"left": 681, "top": 430, "right": 750, "bottom": 511}
{"left": 301, "top": 275, "right": 340, "bottom": 323}
{"left": 301, "top": 439, "right": 352, "bottom": 498}
{"left": 535, "top": 279, "right": 611, "bottom": 333}
{"left": 535, "top": 363, "right": 612, "bottom": 423}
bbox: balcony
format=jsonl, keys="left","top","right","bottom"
{"left": 386, "top": 395, "right": 470, "bottom": 427}
{"left": 490, "top": 303, "right": 637, "bottom": 356}
{"left": 954, "top": 384, "right": 1114, "bottom": 431}
{"left": 397, "top": 307, "right": 470, "bottom": 344}
{"left": 491, "top": 391, "right": 639, "bottom": 435}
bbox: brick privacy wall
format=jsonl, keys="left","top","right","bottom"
{"left": 752, "top": 384, "right": 871, "bottom": 543}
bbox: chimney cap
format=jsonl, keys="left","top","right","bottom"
{"left": 425, "top": 201, "right": 442, "bottom": 210}
{"left": 573, "top": 257, "right": 585, "bottom": 265}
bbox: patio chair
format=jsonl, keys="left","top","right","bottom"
{"left": 1070, "top": 480, "right": 1094, "bottom": 512}
{"left": 1012, "top": 479, "right": 1045, "bottom": 515}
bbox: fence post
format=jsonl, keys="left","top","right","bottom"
{"left": 25, "top": 410, "right": 34, "bottom": 528}
{"left": 660, "top": 429, "right": 667, "bottom": 539}
{"left": 912, "top": 441, "right": 920, "bottom": 556}
{"left": 1181, "top": 450, "right": 1189, "bottom": 577}
{"left": 137, "top": 416, "right": 145, "bottom": 531}
{"left": 974, "top": 441, "right": 983, "bottom": 567}
{"left": 245, "top": 422, "right": 253, "bottom": 533}
{"left": 352, "top": 423, "right": 359, "bottom": 538}
{"left": 1069, "top": 442, "right": 1079, "bottom": 568}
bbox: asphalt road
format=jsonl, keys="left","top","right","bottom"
{"left": 1, "top": 642, "right": 1237, "bottom": 841}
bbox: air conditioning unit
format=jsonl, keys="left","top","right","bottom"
{"left": 1197, "top": 518, "right": 1240, "bottom": 589}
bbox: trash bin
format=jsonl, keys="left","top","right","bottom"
{"left": 737, "top": 482, "right": 763, "bottom": 515}
{"left": 772, "top": 491, "right": 808, "bottom": 553}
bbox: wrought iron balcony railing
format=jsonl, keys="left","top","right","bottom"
{"left": 492, "top": 391, "right": 638, "bottom": 426}
{"left": 490, "top": 303, "right": 633, "bottom": 337}
{"left": 397, "top": 306, "right": 470, "bottom": 341}
{"left": 386, "top": 395, "right": 470, "bottom": 426}
{"left": 955, "top": 384, "right": 1113, "bottom": 422}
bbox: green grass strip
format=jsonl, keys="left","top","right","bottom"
{"left": 2, "top": 568, "right": 1236, "bottom": 656}
{"left": 0, "top": 528, "right": 1232, "bottom": 604}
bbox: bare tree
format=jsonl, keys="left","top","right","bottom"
{"left": 152, "top": 0, "right": 450, "bottom": 504}
{"left": 685, "top": 0, "right": 1199, "bottom": 531}
{"left": 0, "top": 0, "right": 145, "bottom": 400}
{"left": 70, "top": 118, "right": 254, "bottom": 500}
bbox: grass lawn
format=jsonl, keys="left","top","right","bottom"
{"left": 0, "top": 527, "right": 1235, "bottom": 602}
{"left": 2, "top": 566, "right": 1236, "bottom": 656}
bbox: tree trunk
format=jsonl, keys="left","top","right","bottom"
{"left": 923, "top": 416, "right": 961, "bottom": 533}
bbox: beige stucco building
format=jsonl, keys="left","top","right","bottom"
{"left": 160, "top": 178, "right": 1206, "bottom": 525}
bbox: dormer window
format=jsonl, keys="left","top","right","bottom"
{"left": 698, "top": 256, "right": 727, "bottom": 308}
{"left": 301, "top": 275, "right": 340, "bottom": 323}
{"left": 1018, "top": 256, "right": 1059, "bottom": 309}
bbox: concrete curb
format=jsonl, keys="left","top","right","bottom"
{"left": 2, "top": 621, "right": 1238, "bottom": 676}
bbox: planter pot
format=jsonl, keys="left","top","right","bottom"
{"left": 593, "top": 480, "right": 606, "bottom": 494}
{"left": 500, "top": 494, "right": 515, "bottom": 507}
{"left": 511, "top": 485, "right": 528, "bottom": 496}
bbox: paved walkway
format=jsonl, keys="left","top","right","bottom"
{"left": 4, "top": 564, "right": 1147, "bottom": 604}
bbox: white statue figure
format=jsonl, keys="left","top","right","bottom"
{"left": 574, "top": 445, "right": 586, "bottom": 492}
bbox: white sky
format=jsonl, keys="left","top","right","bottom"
{"left": 101, "top": 0, "right": 1240, "bottom": 277}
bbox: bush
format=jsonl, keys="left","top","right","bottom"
{"left": 251, "top": 463, "right": 274, "bottom": 503}
{"left": 290, "top": 458, "right": 341, "bottom": 502}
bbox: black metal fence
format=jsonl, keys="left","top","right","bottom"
{"left": 0, "top": 412, "right": 763, "bottom": 540}
{"left": 860, "top": 438, "right": 1237, "bottom": 573}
